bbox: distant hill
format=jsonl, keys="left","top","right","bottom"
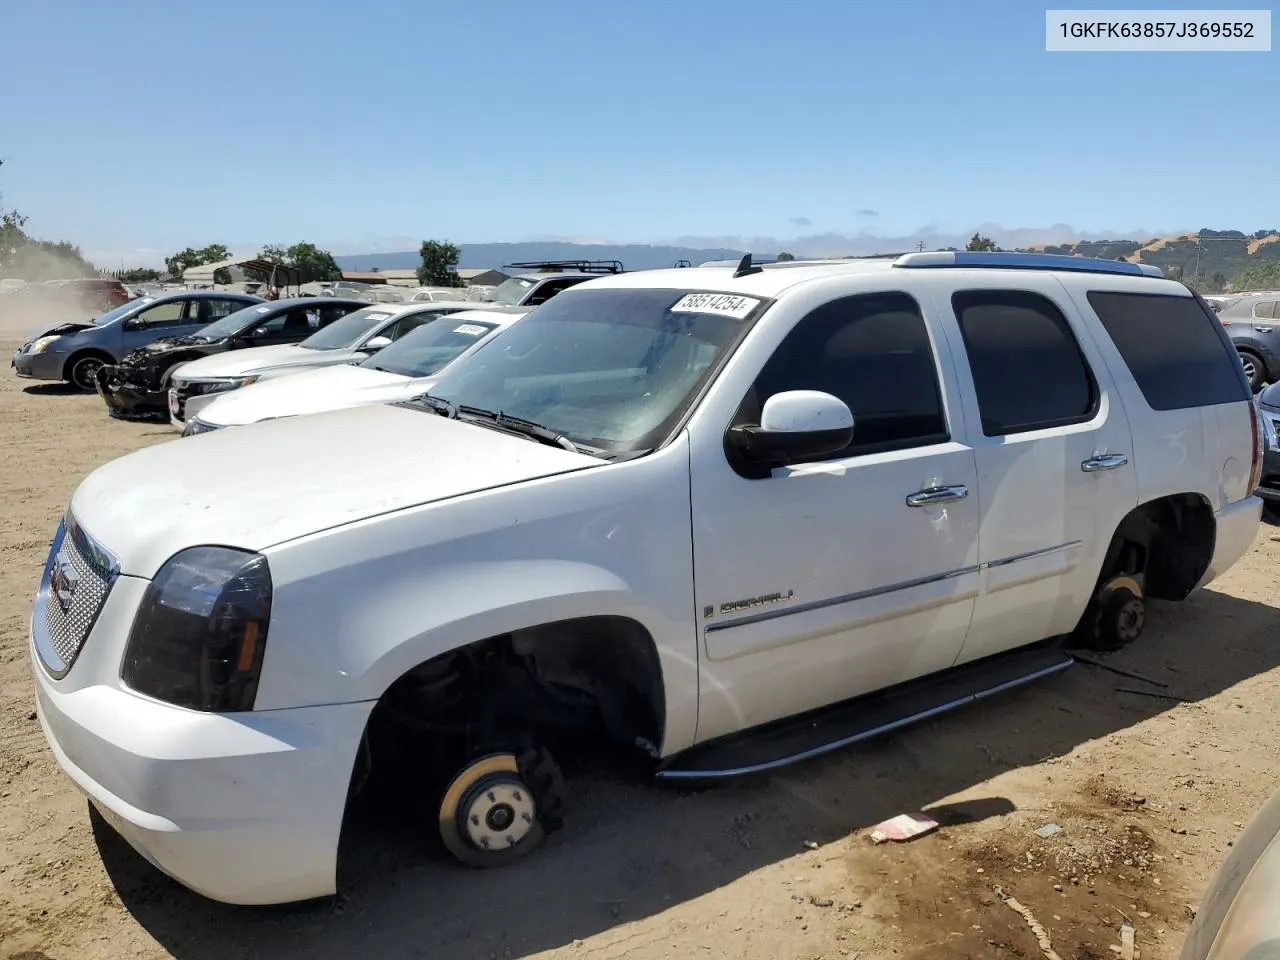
{"left": 336, "top": 229, "right": 1280, "bottom": 292}
{"left": 335, "top": 242, "right": 752, "bottom": 273}
{"left": 1024, "top": 229, "right": 1280, "bottom": 287}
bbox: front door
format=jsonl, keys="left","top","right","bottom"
{"left": 688, "top": 287, "right": 982, "bottom": 745}
{"left": 120, "top": 299, "right": 190, "bottom": 352}
{"left": 925, "top": 275, "right": 1139, "bottom": 665}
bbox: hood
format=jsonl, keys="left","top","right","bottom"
{"left": 197, "top": 362, "right": 418, "bottom": 426}
{"left": 27, "top": 319, "right": 95, "bottom": 341}
{"left": 70, "top": 403, "right": 601, "bottom": 577}
{"left": 145, "top": 334, "right": 214, "bottom": 352}
{"left": 1259, "top": 381, "right": 1280, "bottom": 411}
{"left": 176, "top": 344, "right": 315, "bottom": 379}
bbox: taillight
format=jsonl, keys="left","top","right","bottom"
{"left": 1248, "top": 398, "right": 1263, "bottom": 494}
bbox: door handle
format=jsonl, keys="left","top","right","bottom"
{"left": 905, "top": 484, "right": 968, "bottom": 507}
{"left": 1254, "top": 326, "right": 1273, "bottom": 334}
{"left": 1081, "top": 453, "right": 1128, "bottom": 472}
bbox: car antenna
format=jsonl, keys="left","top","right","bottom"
{"left": 733, "top": 254, "right": 763, "bottom": 278}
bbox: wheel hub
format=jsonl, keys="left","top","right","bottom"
{"left": 1117, "top": 600, "right": 1145, "bottom": 641}
{"left": 460, "top": 776, "right": 537, "bottom": 851}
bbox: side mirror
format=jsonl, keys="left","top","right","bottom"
{"left": 725, "top": 390, "right": 854, "bottom": 478}
{"left": 363, "top": 335, "right": 392, "bottom": 351}
{"left": 122, "top": 317, "right": 142, "bottom": 331}
{"left": 251, "top": 326, "right": 270, "bottom": 338}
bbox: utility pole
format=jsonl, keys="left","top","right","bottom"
{"left": 916, "top": 241, "right": 926, "bottom": 252}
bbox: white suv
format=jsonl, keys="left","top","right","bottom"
{"left": 29, "top": 252, "right": 1262, "bottom": 904}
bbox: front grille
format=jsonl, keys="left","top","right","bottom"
{"left": 35, "top": 514, "right": 120, "bottom": 678}
{"left": 171, "top": 381, "right": 193, "bottom": 421}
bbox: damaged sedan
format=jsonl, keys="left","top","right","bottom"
{"left": 95, "top": 297, "right": 365, "bottom": 420}
{"left": 11, "top": 291, "right": 262, "bottom": 392}
{"left": 168, "top": 301, "right": 490, "bottom": 431}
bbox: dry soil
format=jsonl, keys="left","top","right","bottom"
{"left": 2, "top": 335, "right": 1279, "bottom": 960}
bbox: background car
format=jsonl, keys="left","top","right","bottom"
{"left": 483, "top": 260, "right": 623, "bottom": 307}
{"left": 1218, "top": 293, "right": 1280, "bottom": 391}
{"left": 1179, "top": 785, "right": 1280, "bottom": 959}
{"left": 182, "top": 306, "right": 528, "bottom": 435}
{"left": 95, "top": 297, "right": 366, "bottom": 420}
{"left": 10, "top": 290, "right": 263, "bottom": 391}
{"left": 168, "top": 301, "right": 501, "bottom": 429}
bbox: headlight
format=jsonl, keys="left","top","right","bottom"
{"left": 28, "top": 335, "right": 61, "bottom": 354}
{"left": 122, "top": 546, "right": 272, "bottom": 711}
{"left": 185, "top": 376, "right": 259, "bottom": 396}
{"left": 181, "top": 418, "right": 222, "bottom": 437}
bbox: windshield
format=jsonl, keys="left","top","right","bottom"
{"left": 97, "top": 297, "right": 148, "bottom": 324}
{"left": 195, "top": 302, "right": 272, "bottom": 340}
{"left": 361, "top": 315, "right": 499, "bottom": 377}
{"left": 490, "top": 276, "right": 535, "bottom": 305}
{"left": 424, "top": 288, "right": 762, "bottom": 453}
{"left": 300, "top": 308, "right": 393, "bottom": 350}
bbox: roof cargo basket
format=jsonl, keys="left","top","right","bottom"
{"left": 505, "top": 260, "right": 624, "bottom": 274}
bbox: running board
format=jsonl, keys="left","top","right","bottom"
{"left": 656, "top": 645, "right": 1074, "bottom": 781}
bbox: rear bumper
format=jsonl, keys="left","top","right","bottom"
{"left": 1197, "top": 496, "right": 1262, "bottom": 589}
{"left": 94, "top": 365, "right": 167, "bottom": 420}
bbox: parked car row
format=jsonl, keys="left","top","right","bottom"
{"left": 20, "top": 251, "right": 1266, "bottom": 909}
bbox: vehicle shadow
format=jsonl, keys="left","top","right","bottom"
{"left": 95, "top": 587, "right": 1280, "bottom": 960}
{"left": 21, "top": 383, "right": 82, "bottom": 396}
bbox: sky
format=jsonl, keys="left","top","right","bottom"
{"left": 2, "top": 0, "right": 1276, "bottom": 266}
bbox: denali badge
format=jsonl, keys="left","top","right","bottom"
{"left": 50, "top": 550, "right": 79, "bottom": 613}
{"left": 717, "top": 590, "right": 795, "bottom": 616}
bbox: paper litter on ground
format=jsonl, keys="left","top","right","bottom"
{"left": 868, "top": 813, "right": 940, "bottom": 843}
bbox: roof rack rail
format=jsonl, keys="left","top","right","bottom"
{"left": 893, "top": 250, "right": 1165, "bottom": 278}
{"left": 505, "top": 259, "right": 624, "bottom": 275}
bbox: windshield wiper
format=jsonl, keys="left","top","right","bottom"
{"left": 418, "top": 397, "right": 584, "bottom": 454}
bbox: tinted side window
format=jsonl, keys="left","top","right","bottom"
{"left": 747, "top": 292, "right": 948, "bottom": 457}
{"left": 952, "top": 290, "right": 1097, "bottom": 437}
{"left": 1087, "top": 291, "right": 1250, "bottom": 410}
{"left": 1254, "top": 300, "right": 1278, "bottom": 321}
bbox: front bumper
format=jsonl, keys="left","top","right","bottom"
{"left": 169, "top": 385, "right": 230, "bottom": 430}
{"left": 11, "top": 348, "right": 65, "bottom": 381}
{"left": 93, "top": 365, "right": 168, "bottom": 421}
{"left": 30, "top": 573, "right": 373, "bottom": 905}
{"left": 1256, "top": 410, "right": 1280, "bottom": 504}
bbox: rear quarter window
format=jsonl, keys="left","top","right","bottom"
{"left": 1086, "top": 291, "right": 1250, "bottom": 411}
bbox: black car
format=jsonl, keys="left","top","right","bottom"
{"left": 95, "top": 297, "right": 367, "bottom": 420}
{"left": 1218, "top": 293, "right": 1280, "bottom": 392}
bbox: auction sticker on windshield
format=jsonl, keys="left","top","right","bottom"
{"left": 669, "top": 293, "right": 760, "bottom": 320}
{"left": 453, "top": 324, "right": 488, "bottom": 336}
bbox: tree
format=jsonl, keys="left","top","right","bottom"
{"left": 1232, "top": 262, "right": 1280, "bottom": 292}
{"left": 118, "top": 267, "right": 162, "bottom": 283}
{"left": 1, "top": 160, "right": 99, "bottom": 279}
{"left": 165, "top": 243, "right": 232, "bottom": 283}
{"left": 252, "top": 241, "right": 343, "bottom": 284}
{"left": 417, "top": 239, "right": 461, "bottom": 286}
{"left": 965, "top": 233, "right": 1000, "bottom": 252}
{"left": 776, "top": 251, "right": 795, "bottom": 261}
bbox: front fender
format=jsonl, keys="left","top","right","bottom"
{"left": 256, "top": 439, "right": 700, "bottom": 757}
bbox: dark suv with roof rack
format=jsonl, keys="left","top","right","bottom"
{"left": 484, "top": 260, "right": 624, "bottom": 307}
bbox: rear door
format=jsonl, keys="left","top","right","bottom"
{"left": 187, "top": 297, "right": 245, "bottom": 336}
{"left": 924, "top": 273, "right": 1138, "bottom": 666}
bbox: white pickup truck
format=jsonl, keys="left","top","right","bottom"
{"left": 30, "top": 252, "right": 1261, "bottom": 905}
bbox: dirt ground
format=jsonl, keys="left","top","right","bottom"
{"left": 2, "top": 333, "right": 1280, "bottom": 960}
